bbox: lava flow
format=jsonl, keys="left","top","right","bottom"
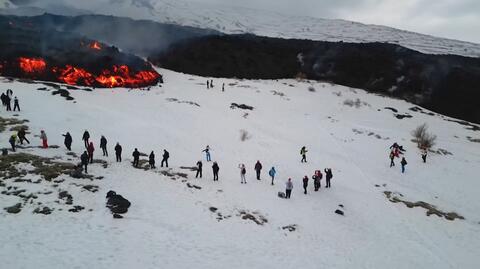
{"left": 89, "top": 41, "right": 102, "bottom": 50}
{"left": 15, "top": 57, "right": 161, "bottom": 88}
{"left": 19, "top": 57, "right": 46, "bottom": 73}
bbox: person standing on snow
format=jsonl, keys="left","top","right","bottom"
{"left": 17, "top": 128, "right": 30, "bottom": 145}
{"left": 80, "top": 151, "right": 89, "bottom": 174}
{"left": 300, "top": 146, "right": 308, "bottom": 163}
{"left": 303, "top": 175, "right": 309, "bottom": 194}
{"left": 285, "top": 178, "right": 293, "bottom": 199}
{"left": 202, "top": 145, "right": 211, "bottom": 162}
{"left": 239, "top": 163, "right": 247, "bottom": 184}
{"left": 196, "top": 160, "right": 203, "bottom": 178}
{"left": 254, "top": 160, "right": 262, "bottom": 180}
{"left": 1, "top": 93, "right": 6, "bottom": 106}
{"left": 312, "top": 170, "right": 322, "bottom": 191}
{"left": 268, "top": 167, "right": 276, "bottom": 185}
{"left": 115, "top": 142, "right": 122, "bottom": 162}
{"left": 324, "top": 168, "right": 333, "bottom": 188}
{"left": 421, "top": 148, "right": 427, "bottom": 163}
{"left": 389, "top": 151, "right": 395, "bottom": 167}
{"left": 207, "top": 80, "right": 210, "bottom": 89}
{"left": 100, "top": 135, "right": 108, "bottom": 157}
{"left": 40, "top": 130, "right": 48, "bottom": 148}
{"left": 132, "top": 148, "right": 140, "bottom": 168}
{"left": 62, "top": 132, "right": 72, "bottom": 150}
{"left": 5, "top": 95, "right": 11, "bottom": 111}
{"left": 9, "top": 134, "right": 16, "bottom": 152}
{"left": 212, "top": 162, "right": 219, "bottom": 181}
{"left": 82, "top": 130, "right": 90, "bottom": 149}
{"left": 149, "top": 151, "right": 155, "bottom": 169}
{"left": 87, "top": 142, "right": 95, "bottom": 164}
{"left": 401, "top": 157, "right": 407, "bottom": 173}
{"left": 13, "top": 97, "right": 20, "bottom": 111}
{"left": 161, "top": 149, "right": 169, "bottom": 167}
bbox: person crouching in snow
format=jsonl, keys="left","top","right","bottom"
{"left": 40, "top": 130, "right": 48, "bottom": 148}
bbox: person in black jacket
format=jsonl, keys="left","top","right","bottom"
{"left": 132, "top": 148, "right": 140, "bottom": 167}
{"left": 5, "top": 95, "right": 11, "bottom": 111}
{"left": 100, "top": 135, "right": 108, "bottom": 156}
{"left": 82, "top": 130, "right": 90, "bottom": 148}
{"left": 106, "top": 190, "right": 131, "bottom": 215}
{"left": 196, "top": 160, "right": 203, "bottom": 178}
{"left": 80, "top": 151, "right": 89, "bottom": 173}
{"left": 303, "top": 175, "right": 309, "bottom": 194}
{"left": 62, "top": 132, "right": 72, "bottom": 150}
{"left": 161, "top": 149, "right": 169, "bottom": 167}
{"left": 212, "top": 162, "right": 219, "bottom": 181}
{"left": 149, "top": 151, "right": 155, "bottom": 169}
{"left": 401, "top": 157, "right": 407, "bottom": 173}
{"left": 18, "top": 128, "right": 30, "bottom": 145}
{"left": 254, "top": 160, "right": 262, "bottom": 180}
{"left": 115, "top": 142, "right": 122, "bottom": 162}
{"left": 13, "top": 97, "right": 20, "bottom": 111}
{"left": 324, "top": 168, "right": 333, "bottom": 188}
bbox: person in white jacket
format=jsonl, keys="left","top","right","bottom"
{"left": 285, "top": 178, "right": 293, "bottom": 199}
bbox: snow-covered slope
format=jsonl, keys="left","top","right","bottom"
{"left": 1, "top": 70, "right": 479, "bottom": 268}
{"left": 2, "top": 0, "right": 480, "bottom": 57}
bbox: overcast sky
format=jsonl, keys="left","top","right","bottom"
{"left": 188, "top": 0, "right": 480, "bottom": 43}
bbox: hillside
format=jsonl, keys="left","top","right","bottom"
{"left": 1, "top": 70, "right": 479, "bottom": 268}
{"left": 1, "top": 0, "right": 480, "bottom": 57}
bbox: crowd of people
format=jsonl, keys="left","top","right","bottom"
{"left": 2, "top": 88, "right": 432, "bottom": 202}
{"left": 1, "top": 89, "right": 20, "bottom": 112}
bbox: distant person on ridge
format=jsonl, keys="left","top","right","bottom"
{"left": 254, "top": 160, "right": 262, "bottom": 180}
{"left": 100, "top": 135, "right": 108, "bottom": 156}
{"left": 80, "top": 151, "right": 89, "bottom": 173}
{"left": 324, "top": 168, "right": 333, "bottom": 188}
{"left": 17, "top": 127, "right": 30, "bottom": 145}
{"left": 206, "top": 80, "right": 210, "bottom": 89}
{"left": 212, "top": 161, "right": 219, "bottom": 181}
{"left": 82, "top": 130, "right": 90, "bottom": 148}
{"left": 401, "top": 157, "right": 407, "bottom": 173}
{"left": 62, "top": 132, "right": 72, "bottom": 150}
{"left": 161, "top": 149, "right": 169, "bottom": 167}
{"left": 196, "top": 160, "right": 203, "bottom": 178}
{"left": 13, "top": 97, "right": 20, "bottom": 111}
{"left": 300, "top": 146, "right": 308, "bottom": 163}
{"left": 87, "top": 142, "right": 95, "bottom": 163}
{"left": 132, "top": 148, "right": 140, "bottom": 167}
{"left": 269, "top": 166, "right": 276, "bottom": 185}
{"left": 285, "top": 178, "right": 293, "bottom": 199}
{"left": 115, "top": 142, "right": 122, "bottom": 162}
{"left": 40, "top": 130, "right": 48, "bottom": 148}
{"left": 149, "top": 151, "right": 155, "bottom": 169}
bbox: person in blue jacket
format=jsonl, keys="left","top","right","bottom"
{"left": 268, "top": 167, "right": 276, "bottom": 185}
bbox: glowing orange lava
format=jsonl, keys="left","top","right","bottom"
{"left": 90, "top": 41, "right": 102, "bottom": 50}
{"left": 19, "top": 57, "right": 46, "bottom": 73}
{"left": 54, "top": 65, "right": 95, "bottom": 86}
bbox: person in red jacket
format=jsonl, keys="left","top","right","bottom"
{"left": 87, "top": 142, "right": 95, "bottom": 164}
